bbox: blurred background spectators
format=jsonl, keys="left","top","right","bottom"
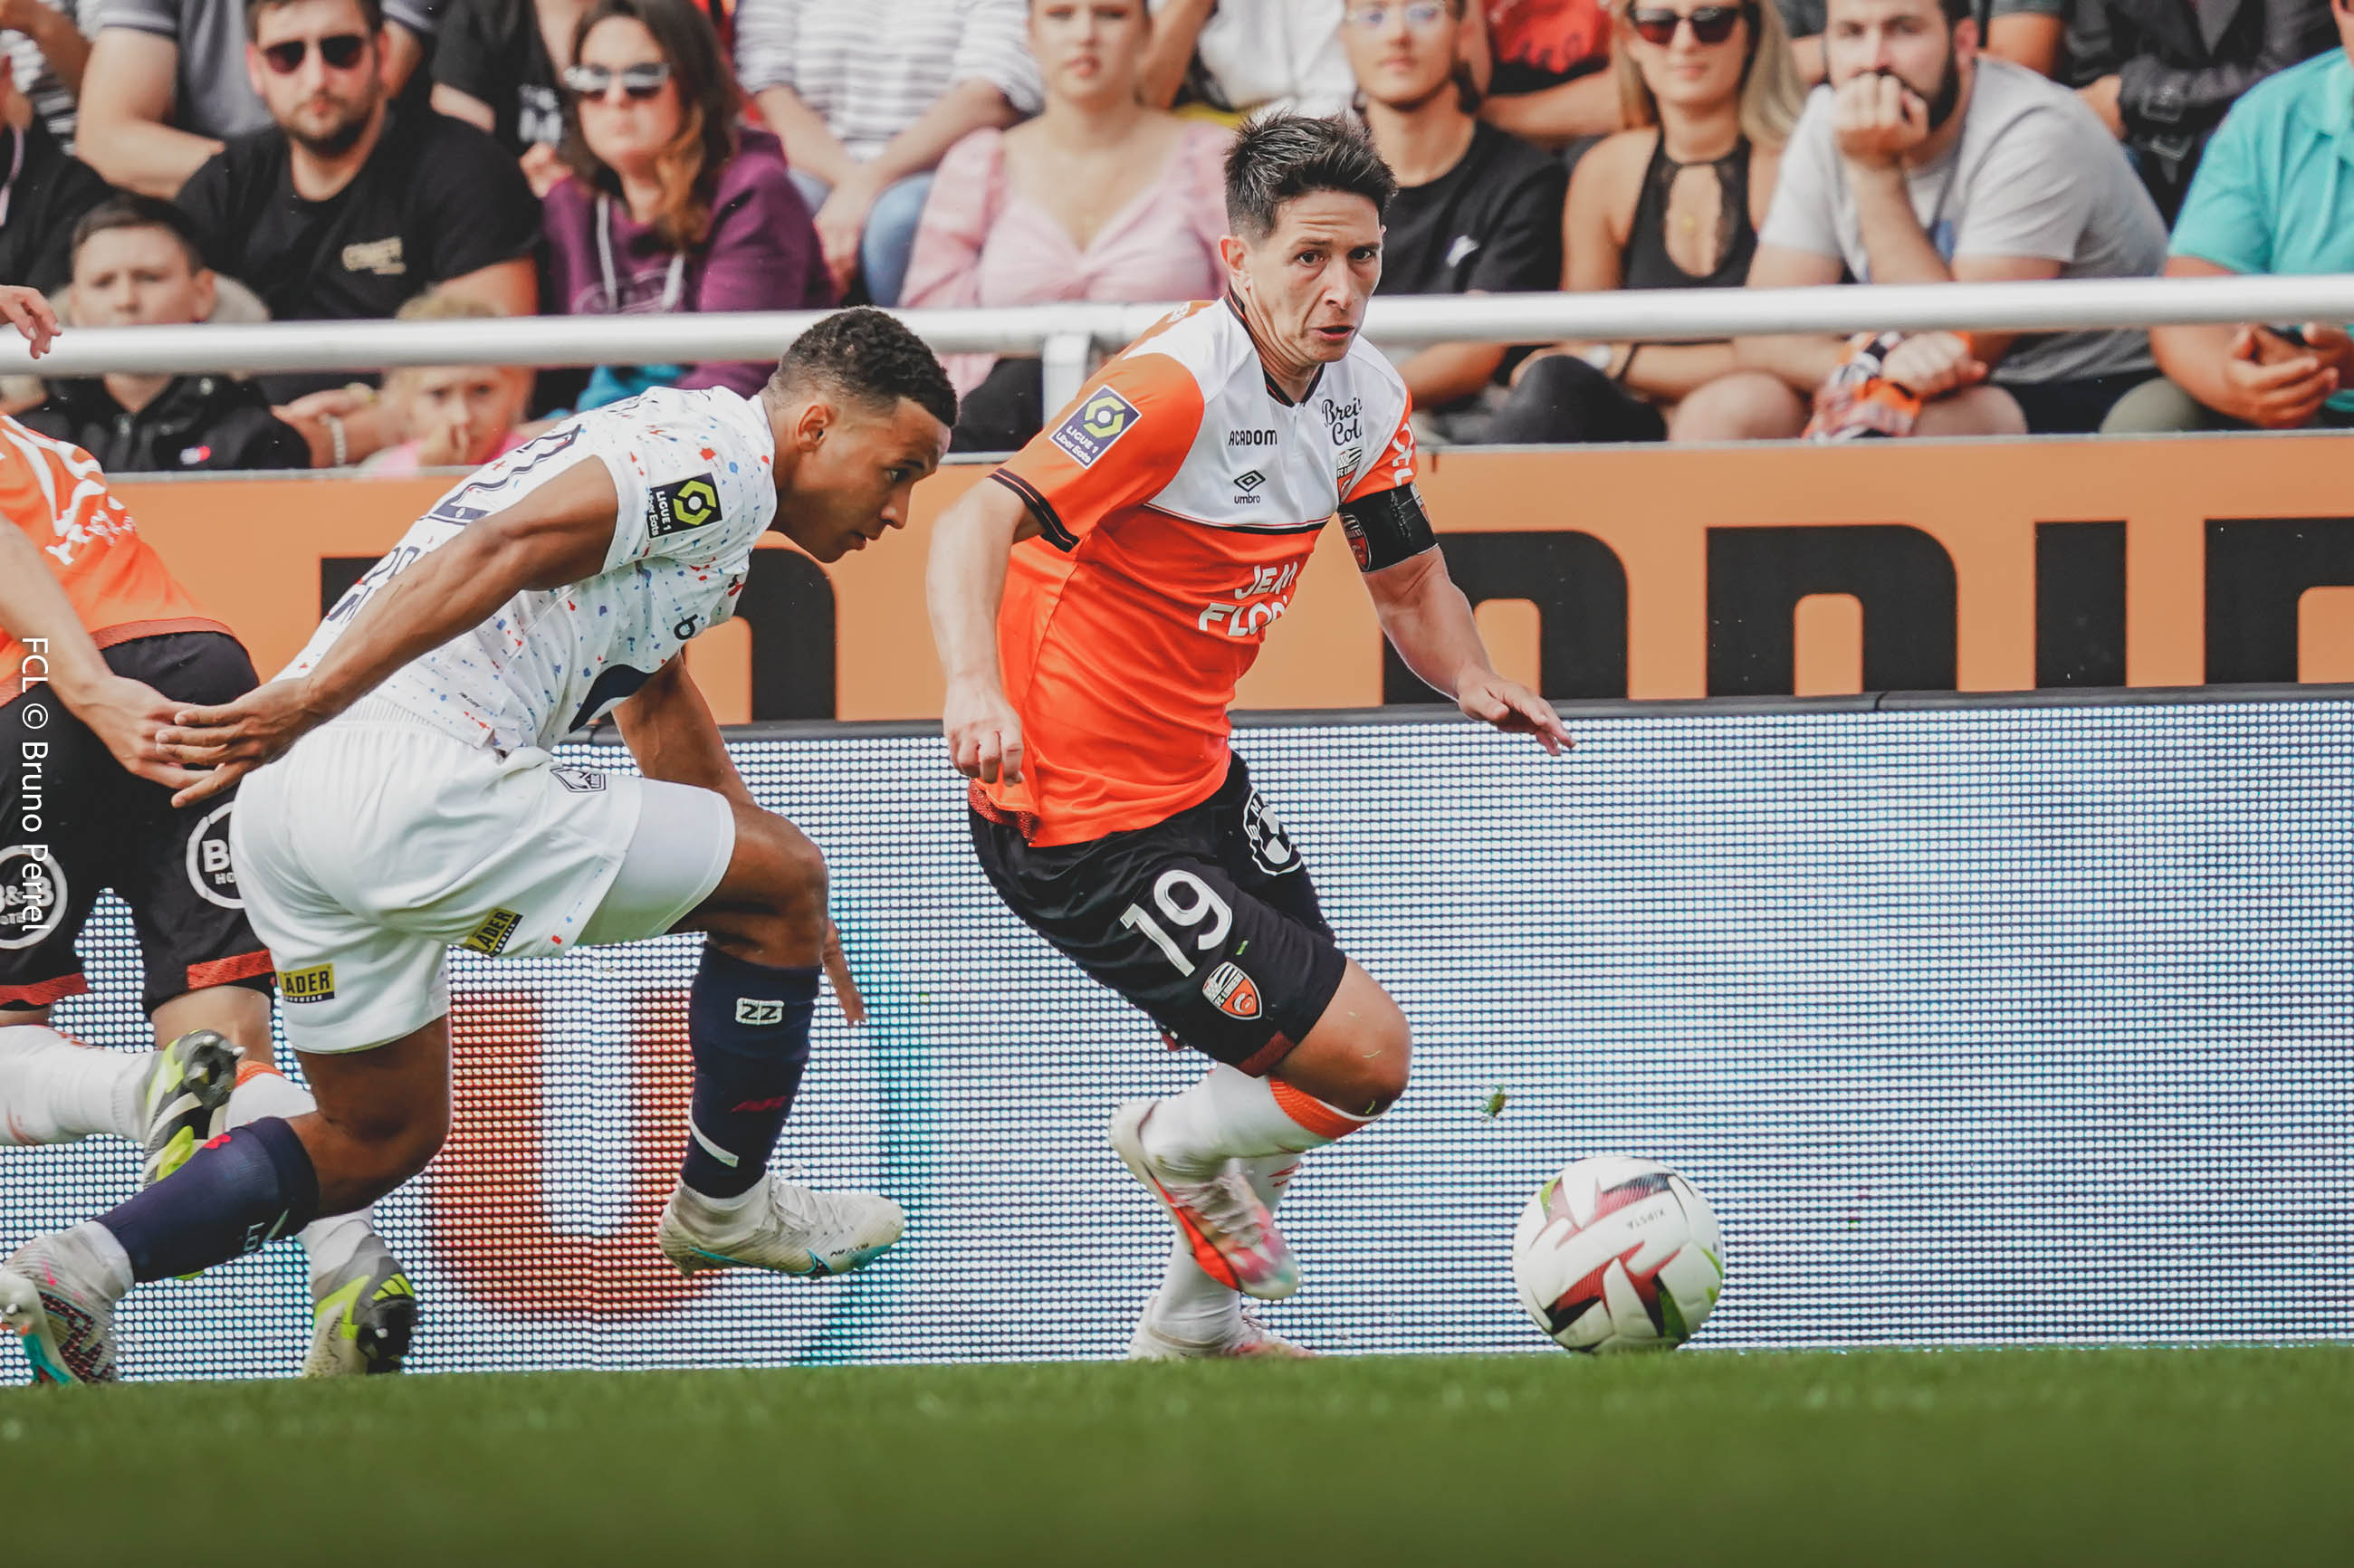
{"left": 358, "top": 289, "right": 534, "bottom": 470}
{"left": 904, "top": 0, "right": 1226, "bottom": 452}
{"left": 1489, "top": 0, "right": 1805, "bottom": 443}
{"left": 735, "top": 0, "right": 1040, "bottom": 305}
{"left": 543, "top": 0, "right": 828, "bottom": 406}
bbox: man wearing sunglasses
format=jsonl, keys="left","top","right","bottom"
{"left": 1672, "top": 0, "right": 2168, "bottom": 440}
{"left": 171, "top": 0, "right": 541, "bottom": 464}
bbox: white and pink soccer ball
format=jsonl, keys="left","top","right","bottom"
{"left": 1511, "top": 1156, "right": 1724, "bottom": 1354}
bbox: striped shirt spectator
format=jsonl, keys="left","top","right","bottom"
{"left": 3, "top": 0, "right": 87, "bottom": 150}
{"left": 734, "top": 0, "right": 1039, "bottom": 305}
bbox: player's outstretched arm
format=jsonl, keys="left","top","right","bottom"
{"left": 612, "top": 654, "right": 756, "bottom": 808}
{"left": 1364, "top": 548, "right": 1574, "bottom": 755}
{"left": 926, "top": 477, "right": 1038, "bottom": 785}
{"left": 157, "top": 460, "right": 627, "bottom": 805}
{"left": 0, "top": 284, "right": 60, "bottom": 359}
{"left": 0, "top": 525, "right": 204, "bottom": 789}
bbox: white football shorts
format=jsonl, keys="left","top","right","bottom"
{"left": 231, "top": 700, "right": 736, "bottom": 1054}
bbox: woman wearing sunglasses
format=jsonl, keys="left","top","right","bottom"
{"left": 1488, "top": 0, "right": 1806, "bottom": 443}
{"left": 540, "top": 0, "right": 830, "bottom": 407}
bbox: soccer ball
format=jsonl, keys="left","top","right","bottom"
{"left": 1511, "top": 1156, "right": 1724, "bottom": 1354}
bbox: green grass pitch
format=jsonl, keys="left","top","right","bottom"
{"left": 4, "top": 1347, "right": 2348, "bottom": 1563}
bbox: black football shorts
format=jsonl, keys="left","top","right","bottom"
{"left": 971, "top": 757, "right": 1348, "bottom": 1075}
{"left": 2, "top": 630, "right": 273, "bottom": 1017}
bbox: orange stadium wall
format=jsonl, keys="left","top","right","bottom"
{"left": 115, "top": 432, "right": 2354, "bottom": 724}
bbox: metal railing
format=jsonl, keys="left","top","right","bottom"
{"left": 1, "top": 272, "right": 2341, "bottom": 414}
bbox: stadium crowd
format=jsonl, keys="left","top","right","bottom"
{"left": 0, "top": 0, "right": 2349, "bottom": 468}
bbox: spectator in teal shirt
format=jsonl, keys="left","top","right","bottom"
{"left": 2106, "top": 39, "right": 2354, "bottom": 430}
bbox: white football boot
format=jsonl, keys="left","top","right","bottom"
{"left": 137, "top": 1029, "right": 242, "bottom": 1187}
{"left": 1108, "top": 1102, "right": 1299, "bottom": 1301}
{"left": 656, "top": 1176, "right": 904, "bottom": 1278}
{"left": 303, "top": 1235, "right": 418, "bottom": 1377}
{"left": 0, "top": 1231, "right": 126, "bottom": 1384}
{"left": 1129, "top": 1295, "right": 1314, "bottom": 1361}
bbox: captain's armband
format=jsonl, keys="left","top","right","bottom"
{"left": 1336, "top": 483, "right": 1437, "bottom": 573}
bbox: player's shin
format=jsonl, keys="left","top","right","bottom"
{"left": 679, "top": 942, "right": 817, "bottom": 1202}
{"left": 92, "top": 1116, "right": 321, "bottom": 1284}
{"left": 0, "top": 1024, "right": 146, "bottom": 1145}
{"left": 225, "top": 1064, "right": 379, "bottom": 1281}
{"left": 1141, "top": 1064, "right": 1374, "bottom": 1177}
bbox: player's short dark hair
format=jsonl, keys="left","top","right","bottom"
{"left": 70, "top": 195, "right": 207, "bottom": 275}
{"left": 769, "top": 308, "right": 958, "bottom": 432}
{"left": 244, "top": 0, "right": 384, "bottom": 42}
{"left": 1224, "top": 112, "right": 1397, "bottom": 242}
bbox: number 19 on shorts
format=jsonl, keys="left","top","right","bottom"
{"left": 1119, "top": 870, "right": 1232, "bottom": 977}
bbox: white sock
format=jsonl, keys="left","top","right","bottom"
{"left": 225, "top": 1066, "right": 379, "bottom": 1286}
{"left": 1139, "top": 1064, "right": 1373, "bottom": 1179}
{"left": 0, "top": 1025, "right": 147, "bottom": 1145}
{"left": 59, "top": 1220, "right": 134, "bottom": 1301}
{"left": 1149, "top": 1152, "right": 1306, "bottom": 1340}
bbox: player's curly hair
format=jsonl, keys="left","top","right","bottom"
{"left": 1225, "top": 113, "right": 1398, "bottom": 242}
{"left": 769, "top": 308, "right": 959, "bottom": 432}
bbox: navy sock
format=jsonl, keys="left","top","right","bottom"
{"left": 98, "top": 1117, "right": 320, "bottom": 1283}
{"left": 682, "top": 943, "right": 818, "bottom": 1199}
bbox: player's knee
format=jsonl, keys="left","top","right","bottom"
{"left": 1351, "top": 1001, "right": 1412, "bottom": 1112}
{"left": 736, "top": 812, "right": 830, "bottom": 959}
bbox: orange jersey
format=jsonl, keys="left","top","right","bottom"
{"left": 0, "top": 416, "right": 225, "bottom": 690}
{"left": 981, "top": 299, "right": 1417, "bottom": 846}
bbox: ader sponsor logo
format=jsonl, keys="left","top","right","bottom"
{"left": 648, "top": 474, "right": 722, "bottom": 539}
{"left": 1202, "top": 961, "right": 1261, "bottom": 1020}
{"left": 279, "top": 963, "right": 336, "bottom": 1004}
{"left": 1049, "top": 387, "right": 1144, "bottom": 468}
{"left": 461, "top": 907, "right": 523, "bottom": 957}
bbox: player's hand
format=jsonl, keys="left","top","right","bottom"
{"left": 0, "top": 284, "right": 59, "bottom": 359}
{"left": 1456, "top": 670, "right": 1573, "bottom": 756}
{"left": 154, "top": 678, "right": 324, "bottom": 808}
{"left": 822, "top": 921, "right": 866, "bottom": 1025}
{"left": 943, "top": 677, "right": 1025, "bottom": 784}
{"left": 2223, "top": 328, "right": 2335, "bottom": 429}
{"left": 1880, "top": 331, "right": 1986, "bottom": 399}
{"left": 67, "top": 674, "right": 208, "bottom": 792}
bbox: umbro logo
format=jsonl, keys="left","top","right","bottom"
{"left": 1233, "top": 470, "right": 1267, "bottom": 506}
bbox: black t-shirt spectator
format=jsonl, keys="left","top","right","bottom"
{"left": 176, "top": 110, "right": 539, "bottom": 399}
{"left": 0, "top": 120, "right": 117, "bottom": 294}
{"left": 434, "top": 0, "right": 564, "bottom": 155}
{"left": 1377, "top": 122, "right": 1566, "bottom": 301}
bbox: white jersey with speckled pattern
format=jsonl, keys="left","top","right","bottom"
{"left": 286, "top": 387, "right": 778, "bottom": 754}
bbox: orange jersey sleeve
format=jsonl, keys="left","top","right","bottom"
{"left": 1342, "top": 394, "right": 1418, "bottom": 507}
{"left": 0, "top": 418, "right": 225, "bottom": 689}
{"left": 990, "top": 350, "right": 1207, "bottom": 550}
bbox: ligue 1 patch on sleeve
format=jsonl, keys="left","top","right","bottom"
{"left": 278, "top": 963, "right": 336, "bottom": 1004}
{"left": 647, "top": 473, "right": 723, "bottom": 538}
{"left": 460, "top": 907, "right": 523, "bottom": 957}
{"left": 1049, "top": 387, "right": 1144, "bottom": 468}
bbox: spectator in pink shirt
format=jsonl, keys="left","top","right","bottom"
{"left": 541, "top": 0, "right": 831, "bottom": 406}
{"left": 902, "top": 0, "right": 1229, "bottom": 452}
